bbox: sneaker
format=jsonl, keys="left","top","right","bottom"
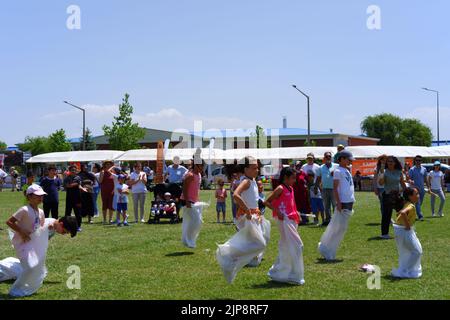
{"left": 431, "top": 213, "right": 435, "bottom": 217}
{"left": 439, "top": 212, "right": 444, "bottom": 217}
{"left": 141, "top": 219, "right": 146, "bottom": 223}
{"left": 123, "top": 221, "right": 129, "bottom": 226}
{"left": 77, "top": 227, "right": 82, "bottom": 232}
{"left": 380, "top": 234, "right": 392, "bottom": 240}
{"left": 419, "top": 217, "right": 425, "bottom": 221}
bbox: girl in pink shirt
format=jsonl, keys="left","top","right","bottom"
{"left": 265, "top": 167, "right": 305, "bottom": 285}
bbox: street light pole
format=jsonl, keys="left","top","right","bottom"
{"left": 292, "top": 85, "right": 311, "bottom": 145}
{"left": 422, "top": 88, "right": 440, "bottom": 146}
{"left": 63, "top": 101, "right": 86, "bottom": 150}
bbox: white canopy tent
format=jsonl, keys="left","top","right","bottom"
{"left": 26, "top": 150, "right": 125, "bottom": 164}
{"left": 25, "top": 146, "right": 450, "bottom": 164}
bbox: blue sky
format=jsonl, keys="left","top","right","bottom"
{"left": 0, "top": 0, "right": 448, "bottom": 146}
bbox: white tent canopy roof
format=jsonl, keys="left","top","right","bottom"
{"left": 25, "top": 146, "right": 450, "bottom": 164}
{"left": 26, "top": 150, "right": 125, "bottom": 164}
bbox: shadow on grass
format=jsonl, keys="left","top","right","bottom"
{"left": 0, "top": 293, "right": 16, "bottom": 300}
{"left": 315, "top": 258, "right": 344, "bottom": 264}
{"left": 382, "top": 274, "right": 412, "bottom": 282}
{"left": 165, "top": 252, "right": 194, "bottom": 257}
{"left": 250, "top": 281, "right": 300, "bottom": 289}
{"left": 365, "top": 223, "right": 381, "bottom": 226}
{"left": 367, "top": 236, "right": 394, "bottom": 241}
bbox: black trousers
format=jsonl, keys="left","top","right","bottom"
{"left": 381, "top": 193, "right": 401, "bottom": 236}
{"left": 65, "top": 200, "right": 82, "bottom": 227}
{"left": 43, "top": 201, "right": 59, "bottom": 219}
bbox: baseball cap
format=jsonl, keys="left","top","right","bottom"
{"left": 164, "top": 192, "right": 171, "bottom": 197}
{"left": 434, "top": 161, "right": 441, "bottom": 166}
{"left": 26, "top": 184, "right": 47, "bottom": 196}
{"left": 337, "top": 144, "right": 345, "bottom": 149}
{"left": 337, "top": 150, "right": 354, "bottom": 161}
{"left": 306, "top": 153, "right": 315, "bottom": 159}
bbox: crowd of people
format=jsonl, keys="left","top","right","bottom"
{"left": 1, "top": 147, "right": 448, "bottom": 296}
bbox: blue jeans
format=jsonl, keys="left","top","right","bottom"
{"left": 216, "top": 202, "right": 226, "bottom": 214}
{"left": 416, "top": 188, "right": 425, "bottom": 219}
{"left": 93, "top": 186, "right": 100, "bottom": 215}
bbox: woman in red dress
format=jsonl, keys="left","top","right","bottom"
{"left": 293, "top": 162, "right": 311, "bottom": 224}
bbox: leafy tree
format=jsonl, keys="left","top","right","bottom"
{"left": 48, "top": 129, "right": 72, "bottom": 152}
{"left": 0, "top": 141, "right": 7, "bottom": 150}
{"left": 102, "top": 94, "right": 146, "bottom": 151}
{"left": 17, "top": 136, "right": 51, "bottom": 156}
{"left": 74, "top": 128, "right": 97, "bottom": 151}
{"left": 361, "top": 113, "right": 432, "bottom": 146}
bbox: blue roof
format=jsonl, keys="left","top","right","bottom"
{"left": 191, "top": 128, "right": 332, "bottom": 139}
{"left": 432, "top": 140, "right": 450, "bottom": 147}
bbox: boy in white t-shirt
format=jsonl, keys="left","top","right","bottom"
{"left": 116, "top": 175, "right": 130, "bottom": 226}
{"left": 318, "top": 150, "right": 355, "bottom": 261}
{"left": 428, "top": 161, "right": 445, "bottom": 217}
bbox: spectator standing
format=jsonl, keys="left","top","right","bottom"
{"left": 407, "top": 155, "right": 430, "bottom": 220}
{"left": 39, "top": 166, "right": 62, "bottom": 219}
{"left": 378, "top": 156, "right": 407, "bottom": 239}
{"left": 64, "top": 165, "right": 83, "bottom": 231}
{"left": 428, "top": 161, "right": 446, "bottom": 217}
{"left": 316, "top": 152, "right": 338, "bottom": 225}
{"left": 92, "top": 164, "right": 101, "bottom": 217}
{"left": 99, "top": 160, "right": 116, "bottom": 224}
{"left": 129, "top": 162, "right": 148, "bottom": 223}
{"left": 373, "top": 155, "right": 387, "bottom": 215}
{"left": 78, "top": 164, "right": 96, "bottom": 224}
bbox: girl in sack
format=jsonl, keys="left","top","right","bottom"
{"left": 391, "top": 187, "right": 423, "bottom": 279}
{"left": 264, "top": 167, "right": 305, "bottom": 285}
{"left": 216, "top": 157, "right": 271, "bottom": 283}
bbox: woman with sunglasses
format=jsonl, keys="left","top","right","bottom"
{"left": 378, "top": 156, "right": 407, "bottom": 239}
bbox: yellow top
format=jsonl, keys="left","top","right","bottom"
{"left": 395, "top": 202, "right": 416, "bottom": 226}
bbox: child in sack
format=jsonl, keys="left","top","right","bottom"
{"left": 391, "top": 187, "right": 423, "bottom": 279}
{"left": 265, "top": 167, "right": 305, "bottom": 285}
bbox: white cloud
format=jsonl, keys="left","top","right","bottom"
{"left": 39, "top": 105, "right": 257, "bottom": 139}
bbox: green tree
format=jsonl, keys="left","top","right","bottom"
{"left": 17, "top": 136, "right": 51, "bottom": 156}
{"left": 361, "top": 113, "right": 432, "bottom": 146}
{"left": 74, "top": 128, "right": 97, "bottom": 151}
{"left": 48, "top": 129, "right": 72, "bottom": 152}
{"left": 102, "top": 94, "right": 146, "bottom": 151}
{"left": 0, "top": 141, "right": 7, "bottom": 150}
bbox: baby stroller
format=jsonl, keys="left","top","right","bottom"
{"left": 148, "top": 183, "right": 182, "bottom": 224}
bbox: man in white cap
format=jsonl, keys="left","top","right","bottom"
{"left": 302, "top": 153, "right": 320, "bottom": 177}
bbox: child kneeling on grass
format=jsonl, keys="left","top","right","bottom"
{"left": 391, "top": 187, "right": 423, "bottom": 279}
{"left": 264, "top": 167, "right": 305, "bottom": 285}
{"left": 2, "top": 184, "right": 78, "bottom": 297}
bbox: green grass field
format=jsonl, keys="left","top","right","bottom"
{"left": 1, "top": 190, "right": 449, "bottom": 300}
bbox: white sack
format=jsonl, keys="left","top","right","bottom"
{"left": 318, "top": 209, "right": 353, "bottom": 261}
{"left": 0, "top": 257, "right": 22, "bottom": 282}
{"left": 391, "top": 224, "right": 423, "bottom": 279}
{"left": 268, "top": 218, "right": 305, "bottom": 285}
{"left": 181, "top": 202, "right": 208, "bottom": 249}
{"left": 216, "top": 215, "right": 268, "bottom": 284}
{"left": 9, "top": 224, "right": 50, "bottom": 297}
{"left": 247, "top": 217, "right": 271, "bottom": 267}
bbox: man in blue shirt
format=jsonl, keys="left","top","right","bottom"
{"left": 408, "top": 155, "right": 430, "bottom": 220}
{"left": 316, "top": 152, "right": 338, "bottom": 225}
{"left": 164, "top": 156, "right": 188, "bottom": 184}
